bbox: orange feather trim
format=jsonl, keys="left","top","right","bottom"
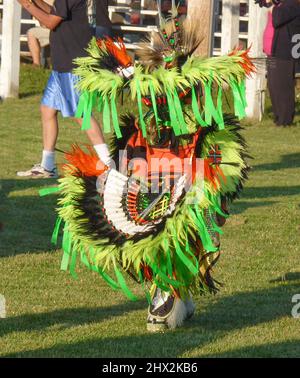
{"left": 63, "top": 144, "right": 107, "bottom": 177}
{"left": 98, "top": 37, "right": 133, "bottom": 68}
{"left": 229, "top": 46, "right": 256, "bottom": 76}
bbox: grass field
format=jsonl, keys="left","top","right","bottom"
{"left": 0, "top": 65, "right": 300, "bottom": 358}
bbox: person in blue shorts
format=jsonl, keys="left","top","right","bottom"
{"left": 17, "top": 0, "right": 112, "bottom": 178}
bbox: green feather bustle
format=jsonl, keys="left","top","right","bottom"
{"left": 50, "top": 122, "right": 249, "bottom": 300}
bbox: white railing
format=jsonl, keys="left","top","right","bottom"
{"left": 0, "top": 0, "right": 39, "bottom": 56}
{"left": 212, "top": 0, "right": 268, "bottom": 120}
{"left": 212, "top": 0, "right": 250, "bottom": 56}
{"left": 109, "top": 0, "right": 158, "bottom": 49}
{"left": 0, "top": 1, "right": 158, "bottom": 53}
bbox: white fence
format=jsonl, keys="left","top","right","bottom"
{"left": 0, "top": 0, "right": 21, "bottom": 98}
{"left": 212, "top": 0, "right": 250, "bottom": 56}
{"left": 0, "top": 0, "right": 39, "bottom": 57}
{"left": 212, "top": 0, "right": 268, "bottom": 120}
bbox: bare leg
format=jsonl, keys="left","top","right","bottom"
{"left": 41, "top": 105, "right": 59, "bottom": 151}
{"left": 75, "top": 117, "right": 112, "bottom": 165}
{"left": 27, "top": 30, "right": 41, "bottom": 66}
{"left": 17, "top": 105, "right": 58, "bottom": 175}
{"left": 75, "top": 116, "right": 105, "bottom": 145}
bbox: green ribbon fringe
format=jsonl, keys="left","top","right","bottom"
{"left": 135, "top": 79, "right": 147, "bottom": 137}
{"left": 39, "top": 187, "right": 61, "bottom": 197}
{"left": 191, "top": 86, "right": 207, "bottom": 127}
{"left": 230, "top": 79, "right": 246, "bottom": 120}
{"left": 75, "top": 77, "right": 247, "bottom": 138}
{"left": 149, "top": 81, "right": 161, "bottom": 137}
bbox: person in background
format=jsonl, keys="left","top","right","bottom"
{"left": 27, "top": 0, "right": 54, "bottom": 67}
{"left": 95, "top": 0, "right": 112, "bottom": 38}
{"left": 17, "top": 0, "right": 111, "bottom": 178}
{"left": 27, "top": 26, "right": 50, "bottom": 66}
{"left": 267, "top": 0, "right": 300, "bottom": 126}
{"left": 263, "top": 1, "right": 275, "bottom": 58}
{"left": 86, "top": 1, "right": 112, "bottom": 38}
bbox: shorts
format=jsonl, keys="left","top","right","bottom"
{"left": 41, "top": 71, "right": 80, "bottom": 118}
{"left": 28, "top": 27, "right": 50, "bottom": 48}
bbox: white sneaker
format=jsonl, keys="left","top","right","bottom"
{"left": 147, "top": 288, "right": 188, "bottom": 332}
{"left": 17, "top": 164, "right": 58, "bottom": 179}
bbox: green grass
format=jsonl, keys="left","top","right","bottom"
{"left": 0, "top": 65, "right": 300, "bottom": 358}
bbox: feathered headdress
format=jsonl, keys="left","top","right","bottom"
{"left": 137, "top": 0, "right": 202, "bottom": 70}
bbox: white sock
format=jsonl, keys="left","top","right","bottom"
{"left": 41, "top": 150, "right": 56, "bottom": 171}
{"left": 93, "top": 144, "right": 112, "bottom": 166}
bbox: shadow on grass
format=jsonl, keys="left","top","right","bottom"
{"left": 254, "top": 153, "right": 300, "bottom": 171}
{"left": 0, "top": 178, "right": 58, "bottom": 257}
{"left": 0, "top": 300, "right": 148, "bottom": 339}
{"left": 201, "top": 340, "right": 300, "bottom": 358}
{"left": 228, "top": 184, "right": 300, "bottom": 214}
{"left": 242, "top": 185, "right": 300, "bottom": 200}
{"left": 1, "top": 282, "right": 299, "bottom": 357}
{"left": 230, "top": 200, "right": 277, "bottom": 215}
{"left": 19, "top": 91, "right": 43, "bottom": 99}
{"left": 270, "top": 272, "right": 300, "bottom": 283}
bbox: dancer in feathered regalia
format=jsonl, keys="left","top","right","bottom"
{"left": 52, "top": 3, "right": 254, "bottom": 331}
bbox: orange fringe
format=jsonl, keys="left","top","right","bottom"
{"left": 229, "top": 46, "right": 256, "bottom": 76}
{"left": 98, "top": 37, "right": 133, "bottom": 68}
{"left": 63, "top": 144, "right": 107, "bottom": 177}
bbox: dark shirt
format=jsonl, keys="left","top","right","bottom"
{"left": 50, "top": 0, "right": 93, "bottom": 72}
{"left": 272, "top": 0, "right": 300, "bottom": 59}
{"left": 95, "top": 0, "right": 112, "bottom": 28}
